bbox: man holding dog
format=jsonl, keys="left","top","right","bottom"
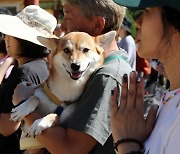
{"left": 13, "top": 0, "right": 132, "bottom": 153}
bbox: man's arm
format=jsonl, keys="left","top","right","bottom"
{"left": 0, "top": 67, "right": 21, "bottom": 136}
{"left": 13, "top": 82, "right": 98, "bottom": 154}
{"left": 24, "top": 112, "right": 97, "bottom": 154}
{"left": 0, "top": 113, "right": 21, "bottom": 136}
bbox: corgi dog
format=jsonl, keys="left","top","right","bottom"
{"left": 11, "top": 31, "right": 116, "bottom": 150}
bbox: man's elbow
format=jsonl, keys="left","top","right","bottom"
{"left": 0, "top": 124, "right": 20, "bottom": 136}
{"left": 0, "top": 114, "right": 21, "bottom": 136}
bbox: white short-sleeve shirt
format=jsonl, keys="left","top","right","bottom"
{"left": 144, "top": 88, "right": 180, "bottom": 154}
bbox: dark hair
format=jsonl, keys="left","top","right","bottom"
{"left": 161, "top": 7, "right": 180, "bottom": 43}
{"left": 16, "top": 38, "right": 50, "bottom": 59}
{"left": 0, "top": 8, "right": 12, "bottom": 15}
{"left": 0, "top": 37, "right": 7, "bottom": 53}
{"left": 0, "top": 8, "right": 12, "bottom": 53}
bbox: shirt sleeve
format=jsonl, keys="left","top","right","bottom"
{"left": 0, "top": 68, "right": 23, "bottom": 113}
{"left": 0, "top": 60, "right": 49, "bottom": 113}
{"left": 67, "top": 73, "right": 120, "bottom": 145}
{"left": 165, "top": 116, "right": 180, "bottom": 154}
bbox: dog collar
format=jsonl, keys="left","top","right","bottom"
{"left": 42, "top": 80, "right": 62, "bottom": 105}
{"left": 54, "top": 106, "right": 64, "bottom": 116}
{"left": 104, "top": 55, "right": 127, "bottom": 64}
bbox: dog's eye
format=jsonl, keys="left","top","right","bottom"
{"left": 83, "top": 48, "right": 89, "bottom": 53}
{"left": 64, "top": 48, "right": 70, "bottom": 53}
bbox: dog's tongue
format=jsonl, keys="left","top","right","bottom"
{"left": 71, "top": 72, "right": 82, "bottom": 80}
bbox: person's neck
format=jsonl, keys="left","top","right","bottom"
{"left": 119, "top": 28, "right": 127, "bottom": 40}
{"left": 161, "top": 53, "right": 180, "bottom": 91}
{"left": 17, "top": 57, "right": 34, "bottom": 66}
{"left": 104, "top": 39, "right": 119, "bottom": 58}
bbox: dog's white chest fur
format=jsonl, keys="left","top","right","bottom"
{"left": 47, "top": 75, "right": 87, "bottom": 102}
{"left": 34, "top": 87, "right": 57, "bottom": 115}
{"left": 34, "top": 86, "right": 77, "bottom": 124}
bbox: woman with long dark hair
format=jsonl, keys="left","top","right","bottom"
{"left": 0, "top": 5, "right": 57, "bottom": 154}
{"left": 111, "top": 1, "right": 180, "bottom": 153}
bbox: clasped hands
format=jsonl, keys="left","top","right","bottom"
{"left": 110, "top": 71, "right": 159, "bottom": 152}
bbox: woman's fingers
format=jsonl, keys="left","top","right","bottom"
{"left": 111, "top": 87, "right": 119, "bottom": 117}
{"left": 126, "top": 71, "right": 137, "bottom": 110}
{"left": 110, "top": 71, "right": 157, "bottom": 144}
{"left": 119, "top": 74, "right": 128, "bottom": 112}
{"left": 135, "top": 74, "right": 144, "bottom": 113}
{"left": 110, "top": 87, "right": 122, "bottom": 141}
{"left": 145, "top": 104, "right": 159, "bottom": 137}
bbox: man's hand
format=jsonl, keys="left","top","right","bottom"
{"left": 12, "top": 81, "right": 36, "bottom": 105}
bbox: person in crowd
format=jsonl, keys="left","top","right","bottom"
{"left": 117, "top": 15, "right": 136, "bottom": 70}
{"left": 47, "top": 23, "right": 65, "bottom": 70}
{"left": 111, "top": 0, "right": 180, "bottom": 153}
{"left": 0, "top": 33, "right": 16, "bottom": 84}
{"left": 155, "top": 62, "right": 170, "bottom": 89}
{"left": 0, "top": 8, "right": 16, "bottom": 84}
{"left": 0, "top": 5, "right": 57, "bottom": 154}
{"left": 12, "top": 0, "right": 132, "bottom": 153}
{"left": 53, "top": 23, "right": 65, "bottom": 38}
{"left": 136, "top": 55, "right": 151, "bottom": 80}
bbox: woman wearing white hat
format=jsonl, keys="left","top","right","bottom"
{"left": 111, "top": 0, "right": 180, "bottom": 154}
{"left": 0, "top": 5, "right": 57, "bottom": 154}
{"left": 0, "top": 8, "right": 16, "bottom": 85}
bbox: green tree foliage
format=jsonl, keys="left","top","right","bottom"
{"left": 126, "top": 9, "right": 144, "bottom": 38}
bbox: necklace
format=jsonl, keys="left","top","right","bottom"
{"left": 162, "top": 89, "right": 180, "bottom": 105}
{"left": 176, "top": 99, "right": 180, "bottom": 108}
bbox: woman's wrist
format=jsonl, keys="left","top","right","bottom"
{"left": 117, "top": 142, "right": 141, "bottom": 153}
{"left": 114, "top": 138, "right": 144, "bottom": 154}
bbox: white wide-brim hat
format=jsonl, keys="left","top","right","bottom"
{"left": 0, "top": 5, "right": 57, "bottom": 46}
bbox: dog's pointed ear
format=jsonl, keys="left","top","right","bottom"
{"left": 95, "top": 31, "right": 116, "bottom": 49}
{"left": 37, "top": 36, "right": 59, "bottom": 51}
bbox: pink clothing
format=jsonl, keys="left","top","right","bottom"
{"left": 0, "top": 55, "right": 8, "bottom": 64}
{"left": 0, "top": 55, "right": 14, "bottom": 79}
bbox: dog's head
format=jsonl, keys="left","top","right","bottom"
{"left": 37, "top": 31, "right": 116, "bottom": 81}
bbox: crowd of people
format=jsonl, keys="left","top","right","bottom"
{"left": 0, "top": 0, "right": 179, "bottom": 154}
{"left": 0, "top": 5, "right": 56, "bottom": 154}
{"left": 116, "top": 15, "right": 136, "bottom": 71}
{"left": 111, "top": 0, "right": 180, "bottom": 154}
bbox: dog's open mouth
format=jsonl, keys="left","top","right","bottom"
{"left": 63, "top": 64, "right": 83, "bottom": 80}
{"left": 63, "top": 63, "right": 91, "bottom": 80}
{"left": 70, "top": 71, "right": 83, "bottom": 80}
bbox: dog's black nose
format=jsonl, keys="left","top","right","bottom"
{"left": 71, "top": 63, "right": 80, "bottom": 71}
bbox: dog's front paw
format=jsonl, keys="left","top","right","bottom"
{"left": 10, "top": 96, "right": 40, "bottom": 122}
{"left": 27, "top": 114, "right": 57, "bottom": 137}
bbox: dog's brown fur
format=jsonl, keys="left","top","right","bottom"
{"left": 11, "top": 31, "right": 116, "bottom": 151}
